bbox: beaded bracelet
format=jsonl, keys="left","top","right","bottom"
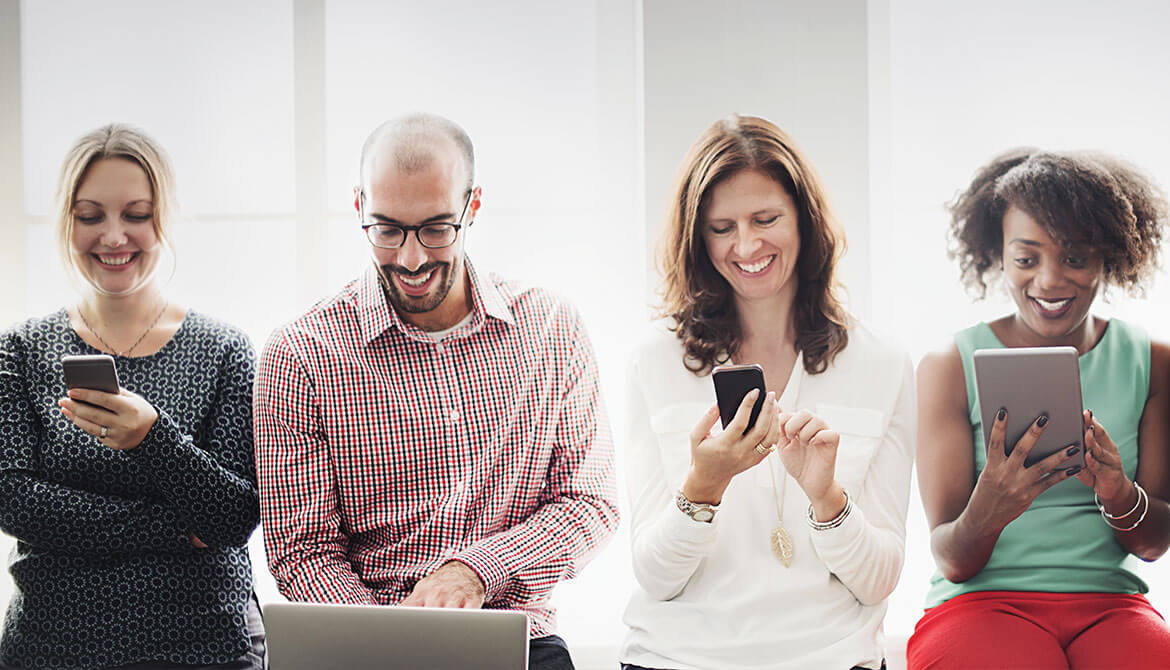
{"left": 1096, "top": 482, "right": 1148, "bottom": 532}
{"left": 807, "top": 488, "right": 853, "bottom": 531}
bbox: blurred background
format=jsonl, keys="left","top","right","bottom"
{"left": 2, "top": 0, "right": 1169, "bottom": 666}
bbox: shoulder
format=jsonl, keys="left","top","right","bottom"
{"left": 493, "top": 274, "right": 582, "bottom": 324}
{"left": 629, "top": 320, "right": 687, "bottom": 372}
{"left": 827, "top": 320, "right": 911, "bottom": 379}
{"left": 918, "top": 339, "right": 963, "bottom": 381}
{"left": 181, "top": 310, "right": 253, "bottom": 351}
{"left": 3, "top": 309, "right": 71, "bottom": 354}
{"left": 265, "top": 277, "right": 364, "bottom": 352}
{"left": 1146, "top": 330, "right": 1170, "bottom": 392}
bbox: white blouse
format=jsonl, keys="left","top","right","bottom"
{"left": 620, "top": 322, "right": 915, "bottom": 670}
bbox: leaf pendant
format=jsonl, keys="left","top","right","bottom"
{"left": 771, "top": 524, "right": 794, "bottom": 567}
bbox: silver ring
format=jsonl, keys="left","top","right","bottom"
{"left": 99, "top": 425, "right": 108, "bottom": 439}
{"left": 755, "top": 443, "right": 772, "bottom": 455}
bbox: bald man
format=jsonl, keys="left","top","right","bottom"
{"left": 253, "top": 114, "right": 618, "bottom": 669}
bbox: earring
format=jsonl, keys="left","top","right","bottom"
{"left": 353, "top": 187, "right": 361, "bottom": 213}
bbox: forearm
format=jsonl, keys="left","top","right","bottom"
{"left": 452, "top": 491, "right": 619, "bottom": 602}
{"left": 132, "top": 410, "right": 259, "bottom": 547}
{"left": 269, "top": 543, "right": 378, "bottom": 604}
{"left": 0, "top": 470, "right": 191, "bottom": 557}
{"left": 630, "top": 500, "right": 717, "bottom": 601}
{"left": 930, "top": 504, "right": 1005, "bottom": 583}
{"left": 1100, "top": 482, "right": 1170, "bottom": 560}
{"left": 809, "top": 503, "right": 905, "bottom": 605}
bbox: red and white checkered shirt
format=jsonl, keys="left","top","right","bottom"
{"left": 253, "top": 261, "right": 618, "bottom": 637}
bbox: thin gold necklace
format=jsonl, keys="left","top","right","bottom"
{"left": 767, "top": 454, "right": 795, "bottom": 566}
{"left": 78, "top": 300, "right": 168, "bottom": 357}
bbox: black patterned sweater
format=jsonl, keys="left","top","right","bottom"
{"left": 0, "top": 309, "right": 260, "bottom": 669}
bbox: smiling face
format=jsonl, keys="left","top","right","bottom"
{"left": 700, "top": 168, "right": 801, "bottom": 307}
{"left": 70, "top": 157, "right": 161, "bottom": 296}
{"left": 1002, "top": 204, "right": 1103, "bottom": 343}
{"left": 362, "top": 137, "right": 473, "bottom": 329}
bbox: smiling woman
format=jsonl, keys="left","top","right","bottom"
{"left": 910, "top": 149, "right": 1170, "bottom": 669}
{"left": 0, "top": 124, "right": 265, "bottom": 669}
{"left": 620, "top": 115, "right": 914, "bottom": 670}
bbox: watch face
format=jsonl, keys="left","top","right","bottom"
{"left": 693, "top": 508, "right": 714, "bottom": 522}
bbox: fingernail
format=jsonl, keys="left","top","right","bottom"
{"left": 1088, "top": 409, "right": 1093, "bottom": 420}
{"left": 997, "top": 408, "right": 1006, "bottom": 421}
{"left": 1066, "top": 466, "right": 1081, "bottom": 476}
{"left": 1037, "top": 415, "right": 1048, "bottom": 427}
{"left": 1066, "top": 446, "right": 1079, "bottom": 456}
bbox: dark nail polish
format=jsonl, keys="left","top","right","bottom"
{"left": 1066, "top": 446, "right": 1079, "bottom": 456}
{"left": 1088, "top": 409, "right": 1094, "bottom": 420}
{"left": 997, "top": 408, "right": 1006, "bottom": 421}
{"left": 1066, "top": 466, "right": 1082, "bottom": 476}
{"left": 1037, "top": 415, "right": 1048, "bottom": 427}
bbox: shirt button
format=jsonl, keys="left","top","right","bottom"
{"left": 435, "top": 343, "right": 446, "bottom": 354}
{"left": 449, "top": 409, "right": 461, "bottom": 422}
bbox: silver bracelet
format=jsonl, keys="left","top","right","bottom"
{"left": 1097, "top": 482, "right": 1149, "bottom": 532}
{"left": 1095, "top": 482, "right": 1143, "bottom": 520}
{"left": 807, "top": 489, "right": 852, "bottom": 531}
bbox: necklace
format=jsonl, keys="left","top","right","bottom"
{"left": 767, "top": 453, "right": 795, "bottom": 566}
{"left": 78, "top": 300, "right": 168, "bottom": 357}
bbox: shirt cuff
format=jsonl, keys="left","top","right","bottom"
{"left": 807, "top": 498, "right": 868, "bottom": 562}
{"left": 448, "top": 544, "right": 511, "bottom": 601}
{"left": 660, "top": 498, "right": 720, "bottom": 546}
{"left": 128, "top": 408, "right": 183, "bottom": 468}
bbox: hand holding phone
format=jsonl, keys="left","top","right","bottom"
{"left": 59, "top": 355, "right": 157, "bottom": 450}
{"left": 679, "top": 364, "right": 781, "bottom": 505}
{"left": 712, "top": 364, "right": 766, "bottom": 433}
{"left": 62, "top": 354, "right": 120, "bottom": 395}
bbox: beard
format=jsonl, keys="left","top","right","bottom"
{"left": 376, "top": 260, "right": 457, "bottom": 314}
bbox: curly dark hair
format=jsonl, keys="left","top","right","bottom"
{"left": 949, "top": 148, "right": 1168, "bottom": 298}
{"left": 659, "top": 114, "right": 849, "bottom": 376}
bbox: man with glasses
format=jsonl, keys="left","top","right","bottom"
{"left": 253, "top": 113, "right": 618, "bottom": 669}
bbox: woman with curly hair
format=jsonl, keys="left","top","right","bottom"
{"left": 619, "top": 114, "right": 914, "bottom": 670}
{"left": 909, "top": 150, "right": 1170, "bottom": 669}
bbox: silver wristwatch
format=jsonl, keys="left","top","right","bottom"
{"left": 676, "top": 490, "right": 719, "bottom": 523}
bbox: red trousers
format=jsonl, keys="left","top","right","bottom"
{"left": 907, "top": 591, "right": 1170, "bottom": 669}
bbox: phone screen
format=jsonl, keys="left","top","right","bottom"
{"left": 62, "top": 354, "right": 120, "bottom": 394}
{"left": 711, "top": 364, "right": 766, "bottom": 433}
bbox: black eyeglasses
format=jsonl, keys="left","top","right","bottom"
{"left": 360, "top": 190, "right": 473, "bottom": 249}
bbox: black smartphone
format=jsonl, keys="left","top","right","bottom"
{"left": 711, "top": 363, "right": 766, "bottom": 433}
{"left": 62, "top": 354, "right": 120, "bottom": 395}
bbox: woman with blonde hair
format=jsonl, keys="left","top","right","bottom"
{"left": 0, "top": 123, "right": 263, "bottom": 668}
{"left": 619, "top": 114, "right": 914, "bottom": 670}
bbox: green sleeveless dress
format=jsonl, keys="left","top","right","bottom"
{"left": 925, "top": 319, "right": 1149, "bottom": 607}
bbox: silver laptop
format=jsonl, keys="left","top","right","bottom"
{"left": 264, "top": 602, "right": 530, "bottom": 670}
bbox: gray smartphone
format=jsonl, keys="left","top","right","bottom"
{"left": 62, "top": 354, "right": 120, "bottom": 395}
{"left": 972, "top": 346, "right": 1085, "bottom": 469}
{"left": 712, "top": 363, "right": 766, "bottom": 433}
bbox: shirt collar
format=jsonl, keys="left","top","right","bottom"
{"left": 356, "top": 257, "right": 515, "bottom": 345}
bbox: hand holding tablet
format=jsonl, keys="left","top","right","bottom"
{"left": 973, "top": 346, "right": 1085, "bottom": 470}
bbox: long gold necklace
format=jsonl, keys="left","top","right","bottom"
{"left": 78, "top": 300, "right": 168, "bottom": 357}
{"left": 767, "top": 453, "right": 795, "bottom": 566}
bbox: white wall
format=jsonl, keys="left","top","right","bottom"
{"left": 3, "top": 1, "right": 1170, "bottom": 666}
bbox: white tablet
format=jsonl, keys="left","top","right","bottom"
{"left": 972, "top": 346, "right": 1085, "bottom": 470}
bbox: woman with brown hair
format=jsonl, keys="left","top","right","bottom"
{"left": 909, "top": 149, "right": 1170, "bottom": 669}
{"left": 619, "top": 114, "right": 914, "bottom": 670}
